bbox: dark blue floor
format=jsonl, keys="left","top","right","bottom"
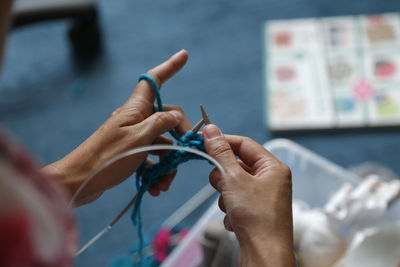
{"left": 1, "top": 0, "right": 400, "bottom": 266}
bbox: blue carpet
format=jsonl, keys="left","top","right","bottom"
{"left": 1, "top": 0, "right": 400, "bottom": 266}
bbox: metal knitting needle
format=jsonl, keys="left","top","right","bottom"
{"left": 109, "top": 194, "right": 137, "bottom": 227}
{"left": 75, "top": 193, "right": 138, "bottom": 256}
{"left": 200, "top": 104, "right": 211, "bottom": 125}
{"left": 191, "top": 118, "right": 204, "bottom": 133}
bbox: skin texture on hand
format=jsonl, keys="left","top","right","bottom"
{"left": 203, "top": 124, "right": 296, "bottom": 267}
{"left": 42, "top": 50, "right": 192, "bottom": 206}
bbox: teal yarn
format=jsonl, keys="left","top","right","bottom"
{"left": 131, "top": 74, "right": 211, "bottom": 264}
{"left": 138, "top": 74, "right": 180, "bottom": 140}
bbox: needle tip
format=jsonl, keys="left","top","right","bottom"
{"left": 200, "top": 105, "right": 211, "bottom": 125}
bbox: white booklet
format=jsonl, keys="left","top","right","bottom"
{"left": 263, "top": 13, "right": 400, "bottom": 131}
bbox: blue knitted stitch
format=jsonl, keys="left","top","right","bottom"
{"left": 131, "top": 74, "right": 211, "bottom": 264}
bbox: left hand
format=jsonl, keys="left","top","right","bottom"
{"left": 43, "top": 50, "right": 191, "bottom": 206}
{"left": 203, "top": 125, "right": 295, "bottom": 267}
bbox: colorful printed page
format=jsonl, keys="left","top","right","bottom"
{"left": 264, "top": 13, "right": 400, "bottom": 131}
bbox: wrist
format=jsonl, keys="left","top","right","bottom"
{"left": 42, "top": 143, "right": 98, "bottom": 198}
{"left": 42, "top": 159, "right": 84, "bottom": 198}
{"left": 239, "top": 234, "right": 295, "bottom": 267}
{"left": 235, "top": 222, "right": 295, "bottom": 267}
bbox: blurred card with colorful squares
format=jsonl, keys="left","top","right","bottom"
{"left": 263, "top": 13, "right": 400, "bottom": 131}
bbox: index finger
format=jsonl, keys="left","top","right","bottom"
{"left": 223, "top": 135, "right": 278, "bottom": 169}
{"left": 129, "top": 50, "right": 189, "bottom": 109}
{"left": 162, "top": 105, "right": 192, "bottom": 136}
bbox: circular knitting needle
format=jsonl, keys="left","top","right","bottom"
{"left": 75, "top": 194, "right": 138, "bottom": 256}
{"left": 109, "top": 194, "right": 138, "bottom": 227}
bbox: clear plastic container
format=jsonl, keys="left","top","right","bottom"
{"left": 265, "top": 139, "right": 360, "bottom": 207}
{"left": 161, "top": 138, "right": 396, "bottom": 267}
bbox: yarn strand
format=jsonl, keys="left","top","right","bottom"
{"left": 132, "top": 74, "right": 211, "bottom": 263}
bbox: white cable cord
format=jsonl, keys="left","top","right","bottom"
{"left": 72, "top": 144, "right": 227, "bottom": 256}
{"left": 163, "top": 183, "right": 216, "bottom": 229}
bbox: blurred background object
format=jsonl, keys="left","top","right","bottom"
{"left": 1, "top": 0, "right": 400, "bottom": 266}
{"left": 11, "top": 0, "right": 102, "bottom": 67}
{"left": 264, "top": 14, "right": 400, "bottom": 132}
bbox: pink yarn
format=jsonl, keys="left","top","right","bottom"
{"left": 152, "top": 228, "right": 171, "bottom": 262}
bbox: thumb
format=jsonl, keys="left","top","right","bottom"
{"left": 203, "top": 125, "right": 241, "bottom": 174}
{"left": 138, "top": 111, "right": 182, "bottom": 144}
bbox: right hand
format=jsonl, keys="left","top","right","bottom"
{"left": 203, "top": 124, "right": 296, "bottom": 267}
{"left": 43, "top": 50, "right": 191, "bottom": 206}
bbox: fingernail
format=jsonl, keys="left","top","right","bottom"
{"left": 204, "top": 124, "right": 222, "bottom": 140}
{"left": 169, "top": 110, "right": 182, "bottom": 121}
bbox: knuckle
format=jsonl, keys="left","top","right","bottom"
{"left": 242, "top": 136, "right": 254, "bottom": 144}
{"left": 172, "top": 105, "right": 184, "bottom": 114}
{"left": 280, "top": 163, "right": 292, "bottom": 179}
{"left": 133, "top": 112, "right": 145, "bottom": 122}
{"left": 153, "top": 112, "right": 169, "bottom": 125}
{"left": 273, "top": 162, "right": 293, "bottom": 187}
{"left": 134, "top": 95, "right": 153, "bottom": 108}
{"left": 212, "top": 141, "right": 232, "bottom": 156}
{"left": 111, "top": 107, "right": 122, "bottom": 117}
{"left": 123, "top": 104, "right": 145, "bottom": 123}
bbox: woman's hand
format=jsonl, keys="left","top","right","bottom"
{"left": 203, "top": 124, "right": 295, "bottom": 267}
{"left": 43, "top": 50, "right": 192, "bottom": 206}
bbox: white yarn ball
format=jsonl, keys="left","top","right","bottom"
{"left": 293, "top": 201, "right": 311, "bottom": 245}
{"left": 297, "top": 210, "right": 347, "bottom": 267}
